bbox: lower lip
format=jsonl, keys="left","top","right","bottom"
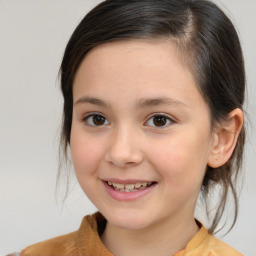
{"left": 103, "top": 181, "right": 157, "bottom": 201}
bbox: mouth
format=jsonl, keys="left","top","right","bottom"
{"left": 104, "top": 180, "right": 157, "bottom": 192}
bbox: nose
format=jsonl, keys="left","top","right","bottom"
{"left": 105, "top": 126, "right": 144, "bottom": 168}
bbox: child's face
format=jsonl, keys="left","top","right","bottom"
{"left": 71, "top": 40, "right": 215, "bottom": 230}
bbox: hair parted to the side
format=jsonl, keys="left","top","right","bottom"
{"left": 58, "top": 0, "right": 245, "bottom": 234}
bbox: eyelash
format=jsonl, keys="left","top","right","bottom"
{"left": 82, "top": 112, "right": 110, "bottom": 127}
{"left": 82, "top": 112, "right": 175, "bottom": 128}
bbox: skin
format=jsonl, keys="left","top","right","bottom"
{"left": 70, "top": 40, "right": 243, "bottom": 256}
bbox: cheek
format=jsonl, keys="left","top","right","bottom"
{"left": 70, "top": 130, "right": 104, "bottom": 177}
{"left": 147, "top": 135, "right": 188, "bottom": 170}
{"left": 146, "top": 132, "right": 210, "bottom": 185}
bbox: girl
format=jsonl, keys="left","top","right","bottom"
{"left": 14, "top": 0, "right": 246, "bottom": 255}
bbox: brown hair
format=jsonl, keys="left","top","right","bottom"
{"left": 59, "top": 0, "right": 245, "bottom": 234}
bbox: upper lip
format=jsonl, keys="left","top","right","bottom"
{"left": 102, "top": 178, "right": 156, "bottom": 184}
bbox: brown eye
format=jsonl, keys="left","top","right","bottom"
{"left": 153, "top": 116, "right": 167, "bottom": 126}
{"left": 85, "top": 114, "right": 109, "bottom": 126}
{"left": 145, "top": 114, "right": 173, "bottom": 128}
{"left": 93, "top": 115, "right": 105, "bottom": 125}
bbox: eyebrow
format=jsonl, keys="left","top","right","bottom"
{"left": 74, "top": 96, "right": 110, "bottom": 107}
{"left": 136, "top": 97, "right": 188, "bottom": 109}
{"left": 74, "top": 96, "right": 188, "bottom": 109}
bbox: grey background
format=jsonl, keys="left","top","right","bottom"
{"left": 0, "top": 0, "right": 255, "bottom": 255}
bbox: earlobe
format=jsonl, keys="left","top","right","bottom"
{"left": 207, "top": 108, "right": 243, "bottom": 168}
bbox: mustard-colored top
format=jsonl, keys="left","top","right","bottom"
{"left": 19, "top": 212, "right": 243, "bottom": 256}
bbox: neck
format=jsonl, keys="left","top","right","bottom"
{"left": 101, "top": 214, "right": 199, "bottom": 256}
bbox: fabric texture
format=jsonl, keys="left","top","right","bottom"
{"left": 18, "top": 212, "right": 243, "bottom": 256}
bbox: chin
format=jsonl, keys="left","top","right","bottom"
{"left": 103, "top": 208, "right": 152, "bottom": 230}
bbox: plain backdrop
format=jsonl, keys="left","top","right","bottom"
{"left": 0, "top": 0, "right": 255, "bottom": 255}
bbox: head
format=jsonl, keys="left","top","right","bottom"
{"left": 59, "top": 0, "right": 245, "bottom": 234}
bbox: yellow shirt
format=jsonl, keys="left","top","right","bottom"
{"left": 19, "top": 212, "right": 243, "bottom": 256}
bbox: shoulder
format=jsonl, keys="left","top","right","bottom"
{"left": 205, "top": 235, "right": 244, "bottom": 256}
{"left": 181, "top": 221, "right": 244, "bottom": 256}
{"left": 18, "top": 212, "right": 107, "bottom": 256}
{"left": 20, "top": 231, "right": 78, "bottom": 256}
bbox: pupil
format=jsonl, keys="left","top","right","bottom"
{"left": 93, "top": 115, "right": 105, "bottom": 125}
{"left": 153, "top": 116, "right": 166, "bottom": 126}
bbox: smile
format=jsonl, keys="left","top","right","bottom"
{"left": 106, "top": 181, "right": 154, "bottom": 192}
{"left": 103, "top": 179, "right": 157, "bottom": 201}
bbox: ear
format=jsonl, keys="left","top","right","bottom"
{"left": 207, "top": 108, "right": 244, "bottom": 168}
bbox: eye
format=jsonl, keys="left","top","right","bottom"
{"left": 83, "top": 113, "right": 110, "bottom": 126}
{"left": 145, "top": 114, "right": 173, "bottom": 128}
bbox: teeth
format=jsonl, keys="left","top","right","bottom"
{"left": 125, "top": 184, "right": 135, "bottom": 189}
{"left": 134, "top": 183, "right": 141, "bottom": 188}
{"left": 115, "top": 183, "right": 125, "bottom": 189}
{"left": 107, "top": 181, "right": 154, "bottom": 191}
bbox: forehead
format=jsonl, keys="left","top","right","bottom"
{"left": 73, "top": 39, "right": 206, "bottom": 111}
{"left": 81, "top": 39, "right": 186, "bottom": 72}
